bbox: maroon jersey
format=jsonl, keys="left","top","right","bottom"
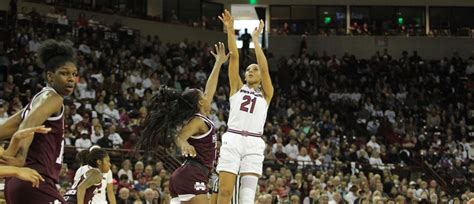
{"left": 64, "top": 168, "right": 102, "bottom": 204}
{"left": 20, "top": 87, "right": 65, "bottom": 183}
{"left": 5, "top": 87, "right": 66, "bottom": 204}
{"left": 188, "top": 113, "right": 217, "bottom": 169}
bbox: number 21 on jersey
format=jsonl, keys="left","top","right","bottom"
{"left": 240, "top": 95, "right": 256, "bottom": 113}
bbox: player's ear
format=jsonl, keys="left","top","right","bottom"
{"left": 46, "top": 71, "right": 53, "bottom": 83}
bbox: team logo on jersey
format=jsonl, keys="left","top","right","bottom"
{"left": 194, "top": 182, "right": 206, "bottom": 191}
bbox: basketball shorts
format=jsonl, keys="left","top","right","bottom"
{"left": 216, "top": 131, "right": 266, "bottom": 176}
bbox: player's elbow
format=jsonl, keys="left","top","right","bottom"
{"left": 10, "top": 159, "right": 26, "bottom": 167}
{"left": 7, "top": 155, "right": 26, "bottom": 167}
{"left": 230, "top": 52, "right": 239, "bottom": 59}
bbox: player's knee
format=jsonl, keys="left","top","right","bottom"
{"left": 239, "top": 175, "right": 258, "bottom": 204}
{"left": 218, "top": 188, "right": 233, "bottom": 198}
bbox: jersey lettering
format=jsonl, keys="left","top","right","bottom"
{"left": 239, "top": 95, "right": 257, "bottom": 113}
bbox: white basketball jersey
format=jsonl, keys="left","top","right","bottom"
{"left": 227, "top": 85, "right": 268, "bottom": 134}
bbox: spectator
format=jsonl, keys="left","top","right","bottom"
{"left": 118, "top": 160, "right": 134, "bottom": 183}
{"left": 153, "top": 161, "right": 164, "bottom": 177}
{"left": 143, "top": 188, "right": 157, "bottom": 204}
{"left": 103, "top": 101, "right": 120, "bottom": 122}
{"left": 297, "top": 147, "right": 312, "bottom": 169}
{"left": 274, "top": 144, "right": 288, "bottom": 166}
{"left": 366, "top": 136, "right": 381, "bottom": 153}
{"left": 91, "top": 120, "right": 104, "bottom": 143}
{"left": 107, "top": 124, "right": 123, "bottom": 148}
{"left": 75, "top": 130, "right": 92, "bottom": 151}
{"left": 369, "top": 151, "right": 384, "bottom": 167}
{"left": 96, "top": 131, "right": 114, "bottom": 148}
{"left": 94, "top": 95, "right": 107, "bottom": 115}
{"left": 284, "top": 138, "right": 299, "bottom": 160}
{"left": 117, "top": 187, "right": 133, "bottom": 204}
{"left": 0, "top": 104, "right": 9, "bottom": 124}
{"left": 133, "top": 161, "right": 144, "bottom": 180}
{"left": 133, "top": 173, "right": 148, "bottom": 192}
{"left": 239, "top": 28, "right": 252, "bottom": 57}
{"left": 344, "top": 185, "right": 359, "bottom": 204}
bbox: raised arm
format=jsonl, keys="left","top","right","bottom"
{"left": 1, "top": 91, "right": 63, "bottom": 166}
{"left": 219, "top": 10, "right": 243, "bottom": 96}
{"left": 204, "top": 42, "right": 230, "bottom": 103}
{"left": 252, "top": 20, "right": 274, "bottom": 103}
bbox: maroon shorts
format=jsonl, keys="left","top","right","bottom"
{"left": 5, "top": 177, "right": 66, "bottom": 204}
{"left": 169, "top": 163, "right": 209, "bottom": 198}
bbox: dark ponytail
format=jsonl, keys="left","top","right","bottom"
{"left": 77, "top": 149, "right": 108, "bottom": 168}
{"left": 76, "top": 149, "right": 90, "bottom": 166}
{"left": 137, "top": 86, "right": 201, "bottom": 152}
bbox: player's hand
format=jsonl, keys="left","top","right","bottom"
{"left": 181, "top": 142, "right": 197, "bottom": 157}
{"left": 218, "top": 9, "right": 234, "bottom": 29}
{"left": 15, "top": 167, "right": 45, "bottom": 188}
{"left": 252, "top": 20, "right": 264, "bottom": 40}
{"left": 12, "top": 126, "right": 51, "bottom": 140}
{"left": 210, "top": 42, "right": 231, "bottom": 65}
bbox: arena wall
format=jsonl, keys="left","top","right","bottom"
{"left": 3, "top": 1, "right": 473, "bottom": 59}
{"left": 212, "top": 0, "right": 474, "bottom": 7}
{"left": 269, "top": 35, "right": 474, "bottom": 59}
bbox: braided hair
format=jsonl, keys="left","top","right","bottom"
{"left": 137, "top": 86, "right": 201, "bottom": 152}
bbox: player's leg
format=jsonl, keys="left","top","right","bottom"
{"left": 216, "top": 132, "right": 242, "bottom": 204}
{"left": 210, "top": 176, "right": 219, "bottom": 204}
{"left": 238, "top": 137, "right": 265, "bottom": 204}
{"left": 232, "top": 175, "right": 241, "bottom": 204}
{"left": 238, "top": 173, "right": 259, "bottom": 204}
{"left": 217, "top": 171, "right": 237, "bottom": 204}
{"left": 211, "top": 175, "right": 241, "bottom": 204}
{"left": 210, "top": 192, "right": 218, "bottom": 204}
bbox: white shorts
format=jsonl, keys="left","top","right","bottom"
{"left": 216, "top": 132, "right": 266, "bottom": 176}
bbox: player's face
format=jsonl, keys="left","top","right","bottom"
{"left": 245, "top": 64, "right": 262, "bottom": 85}
{"left": 48, "top": 62, "right": 78, "bottom": 96}
{"left": 100, "top": 155, "right": 111, "bottom": 173}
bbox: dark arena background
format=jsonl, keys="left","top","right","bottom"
{"left": 0, "top": 0, "right": 473, "bottom": 203}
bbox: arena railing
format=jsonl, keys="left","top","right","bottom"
{"left": 63, "top": 146, "right": 181, "bottom": 172}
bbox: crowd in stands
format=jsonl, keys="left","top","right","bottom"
{"left": 270, "top": 20, "right": 431, "bottom": 36}
{"left": 1, "top": 6, "right": 473, "bottom": 204}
